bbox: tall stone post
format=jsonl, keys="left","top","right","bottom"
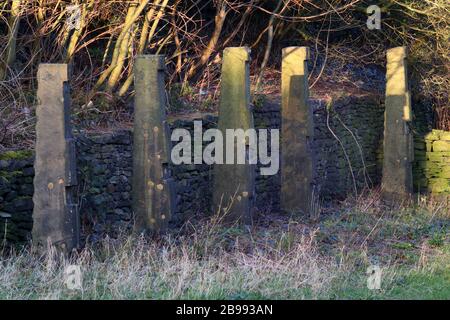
{"left": 382, "top": 47, "right": 413, "bottom": 201}
{"left": 281, "top": 47, "right": 315, "bottom": 215}
{"left": 32, "top": 64, "right": 79, "bottom": 251}
{"left": 213, "top": 47, "right": 255, "bottom": 223}
{"left": 132, "top": 55, "right": 174, "bottom": 233}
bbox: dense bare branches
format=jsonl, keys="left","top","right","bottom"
{"left": 0, "top": 0, "right": 448, "bottom": 147}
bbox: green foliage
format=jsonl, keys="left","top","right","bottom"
{"left": 253, "top": 94, "right": 267, "bottom": 109}
{"left": 428, "top": 232, "right": 446, "bottom": 248}
{"left": 392, "top": 242, "right": 414, "bottom": 250}
{"left": 168, "top": 83, "right": 193, "bottom": 112}
{"left": 0, "top": 170, "right": 23, "bottom": 182}
{"left": 0, "top": 150, "right": 32, "bottom": 161}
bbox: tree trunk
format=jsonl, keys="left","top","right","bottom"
{"left": 106, "top": 4, "right": 137, "bottom": 93}
{"left": 118, "top": 0, "right": 169, "bottom": 96}
{"left": 92, "top": 0, "right": 149, "bottom": 94}
{"left": 186, "top": 1, "right": 227, "bottom": 80}
{"left": 0, "top": 0, "right": 22, "bottom": 80}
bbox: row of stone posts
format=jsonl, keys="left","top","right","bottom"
{"left": 31, "top": 46, "right": 412, "bottom": 251}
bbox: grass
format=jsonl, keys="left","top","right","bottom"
{"left": 0, "top": 192, "right": 448, "bottom": 300}
{"left": 327, "top": 244, "right": 450, "bottom": 300}
{"left": 0, "top": 235, "right": 335, "bottom": 300}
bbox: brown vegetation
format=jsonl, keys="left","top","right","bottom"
{"left": 0, "top": 0, "right": 449, "bottom": 149}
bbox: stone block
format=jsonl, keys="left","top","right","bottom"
{"left": 433, "top": 140, "right": 450, "bottom": 152}
{"left": 132, "top": 55, "right": 175, "bottom": 233}
{"left": 382, "top": 47, "right": 413, "bottom": 201}
{"left": 32, "top": 64, "right": 79, "bottom": 251}
{"left": 281, "top": 47, "right": 315, "bottom": 215}
{"left": 213, "top": 47, "right": 255, "bottom": 223}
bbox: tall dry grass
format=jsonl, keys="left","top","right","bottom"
{"left": 0, "top": 215, "right": 338, "bottom": 300}
{"left": 1, "top": 191, "right": 448, "bottom": 300}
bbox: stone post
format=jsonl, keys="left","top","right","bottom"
{"left": 281, "top": 47, "right": 315, "bottom": 215}
{"left": 382, "top": 47, "right": 413, "bottom": 201}
{"left": 213, "top": 47, "right": 255, "bottom": 223}
{"left": 132, "top": 55, "right": 174, "bottom": 233}
{"left": 32, "top": 64, "right": 79, "bottom": 251}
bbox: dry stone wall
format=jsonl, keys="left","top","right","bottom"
{"left": 2, "top": 96, "right": 447, "bottom": 244}
{"left": 167, "top": 116, "right": 216, "bottom": 225}
{"left": 0, "top": 105, "right": 284, "bottom": 243}
{"left": 413, "top": 130, "right": 450, "bottom": 195}
{"left": 311, "top": 96, "right": 385, "bottom": 199}
{"left": 0, "top": 152, "right": 34, "bottom": 243}
{"left": 253, "top": 100, "right": 282, "bottom": 213}
{"left": 75, "top": 131, "right": 134, "bottom": 241}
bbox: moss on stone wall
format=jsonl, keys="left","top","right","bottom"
{"left": 0, "top": 150, "right": 33, "bottom": 161}
{"left": 0, "top": 155, "right": 34, "bottom": 244}
{"left": 0, "top": 170, "right": 23, "bottom": 180}
{"left": 413, "top": 129, "right": 450, "bottom": 195}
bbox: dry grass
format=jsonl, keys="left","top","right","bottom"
{"left": 0, "top": 192, "right": 449, "bottom": 300}
{"left": 0, "top": 226, "right": 337, "bottom": 300}
{"left": 0, "top": 205, "right": 331, "bottom": 299}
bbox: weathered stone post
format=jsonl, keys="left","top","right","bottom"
{"left": 382, "top": 47, "right": 413, "bottom": 201}
{"left": 281, "top": 47, "right": 315, "bottom": 215}
{"left": 132, "top": 55, "right": 174, "bottom": 233}
{"left": 213, "top": 47, "right": 255, "bottom": 223}
{"left": 32, "top": 64, "right": 79, "bottom": 251}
